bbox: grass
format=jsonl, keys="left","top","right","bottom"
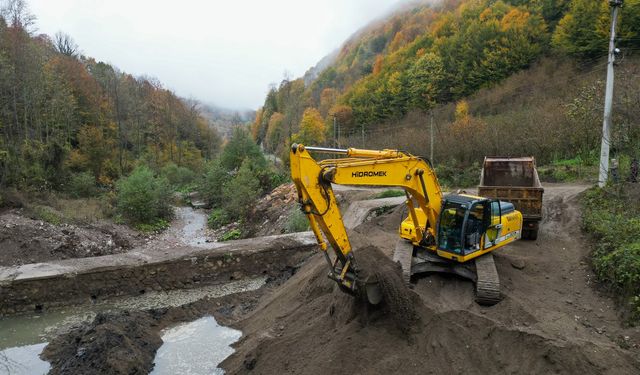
{"left": 220, "top": 228, "right": 242, "bottom": 241}
{"left": 135, "top": 219, "right": 170, "bottom": 233}
{"left": 582, "top": 184, "right": 640, "bottom": 325}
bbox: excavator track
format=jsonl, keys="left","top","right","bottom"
{"left": 393, "top": 240, "right": 414, "bottom": 284}
{"left": 474, "top": 253, "right": 501, "bottom": 306}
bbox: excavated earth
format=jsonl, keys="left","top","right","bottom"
{"left": 0, "top": 210, "right": 143, "bottom": 266}
{"left": 39, "top": 184, "right": 640, "bottom": 373}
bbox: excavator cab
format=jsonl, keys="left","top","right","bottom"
{"left": 435, "top": 195, "right": 517, "bottom": 262}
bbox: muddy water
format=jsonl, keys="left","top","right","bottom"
{"left": 0, "top": 343, "right": 50, "bottom": 375}
{"left": 176, "top": 206, "right": 214, "bottom": 248}
{"left": 151, "top": 316, "right": 241, "bottom": 374}
{"left": 0, "top": 277, "right": 265, "bottom": 372}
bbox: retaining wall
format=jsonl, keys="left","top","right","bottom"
{"left": 0, "top": 232, "right": 316, "bottom": 315}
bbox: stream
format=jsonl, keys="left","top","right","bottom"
{"left": 0, "top": 206, "right": 252, "bottom": 374}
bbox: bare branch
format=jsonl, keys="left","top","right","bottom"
{"left": 54, "top": 31, "right": 79, "bottom": 57}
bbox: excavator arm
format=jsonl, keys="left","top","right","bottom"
{"left": 290, "top": 143, "right": 443, "bottom": 301}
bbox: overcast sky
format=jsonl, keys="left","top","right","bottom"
{"left": 28, "top": 0, "right": 406, "bottom": 110}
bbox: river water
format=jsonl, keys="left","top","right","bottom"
{"left": 0, "top": 206, "right": 254, "bottom": 373}
{"left": 151, "top": 316, "right": 241, "bottom": 374}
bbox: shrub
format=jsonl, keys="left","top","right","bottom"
{"left": 208, "top": 208, "right": 230, "bottom": 229}
{"left": 582, "top": 186, "right": 640, "bottom": 324}
{"left": 220, "top": 228, "right": 241, "bottom": 241}
{"left": 31, "top": 205, "right": 63, "bottom": 225}
{"left": 161, "top": 163, "right": 196, "bottom": 189}
{"left": 285, "top": 208, "right": 309, "bottom": 233}
{"left": 67, "top": 172, "right": 98, "bottom": 198}
{"left": 435, "top": 161, "right": 481, "bottom": 188}
{"left": 116, "top": 166, "right": 173, "bottom": 225}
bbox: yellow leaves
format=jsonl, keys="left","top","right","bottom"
{"left": 480, "top": 8, "right": 493, "bottom": 22}
{"left": 500, "top": 8, "right": 531, "bottom": 33}
{"left": 266, "top": 112, "right": 284, "bottom": 151}
{"left": 454, "top": 100, "right": 469, "bottom": 123}
{"left": 372, "top": 54, "right": 384, "bottom": 75}
{"left": 65, "top": 148, "right": 88, "bottom": 171}
{"left": 294, "top": 108, "right": 325, "bottom": 146}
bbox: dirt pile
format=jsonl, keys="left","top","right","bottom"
{"left": 222, "top": 253, "right": 639, "bottom": 375}
{"left": 354, "top": 245, "right": 420, "bottom": 334}
{"left": 0, "top": 210, "right": 143, "bottom": 266}
{"left": 42, "top": 311, "right": 162, "bottom": 375}
{"left": 242, "top": 183, "right": 298, "bottom": 237}
{"left": 220, "top": 189, "right": 640, "bottom": 374}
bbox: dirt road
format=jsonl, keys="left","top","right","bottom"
{"left": 220, "top": 183, "right": 640, "bottom": 374}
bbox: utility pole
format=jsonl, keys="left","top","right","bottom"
{"left": 598, "top": 0, "right": 623, "bottom": 187}
{"left": 430, "top": 111, "right": 434, "bottom": 164}
{"left": 333, "top": 115, "right": 337, "bottom": 148}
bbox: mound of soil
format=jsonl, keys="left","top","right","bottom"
{"left": 0, "top": 210, "right": 142, "bottom": 266}
{"left": 42, "top": 311, "right": 162, "bottom": 375}
{"left": 241, "top": 183, "right": 298, "bottom": 238}
{"left": 220, "top": 188, "right": 640, "bottom": 374}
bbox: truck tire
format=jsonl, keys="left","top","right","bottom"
{"left": 528, "top": 228, "right": 538, "bottom": 241}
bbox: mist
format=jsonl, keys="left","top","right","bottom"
{"left": 27, "top": 0, "right": 412, "bottom": 110}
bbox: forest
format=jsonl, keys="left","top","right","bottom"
{"left": 252, "top": 0, "right": 640, "bottom": 171}
{"left": 0, "top": 1, "right": 222, "bottom": 193}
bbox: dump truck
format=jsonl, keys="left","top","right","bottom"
{"left": 478, "top": 156, "right": 544, "bottom": 241}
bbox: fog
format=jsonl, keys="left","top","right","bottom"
{"left": 28, "top": 0, "right": 409, "bottom": 109}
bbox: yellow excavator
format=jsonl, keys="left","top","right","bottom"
{"left": 290, "top": 144, "right": 523, "bottom": 305}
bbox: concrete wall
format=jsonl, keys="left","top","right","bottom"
{"left": 0, "top": 233, "right": 316, "bottom": 315}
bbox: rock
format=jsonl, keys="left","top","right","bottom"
{"left": 510, "top": 258, "right": 526, "bottom": 270}
{"left": 244, "top": 355, "right": 257, "bottom": 370}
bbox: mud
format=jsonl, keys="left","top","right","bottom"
{"left": 0, "top": 210, "right": 143, "bottom": 267}
{"left": 41, "top": 289, "right": 265, "bottom": 375}
{"left": 218, "top": 184, "right": 640, "bottom": 374}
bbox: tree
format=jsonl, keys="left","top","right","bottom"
{"left": 116, "top": 166, "right": 172, "bottom": 224}
{"left": 408, "top": 52, "right": 444, "bottom": 111}
{"left": 222, "top": 158, "right": 261, "bottom": 220}
{"left": 54, "top": 32, "right": 78, "bottom": 57}
{"left": 219, "top": 126, "right": 266, "bottom": 171}
{"left": 0, "top": 0, "right": 35, "bottom": 30}
{"left": 552, "top": 0, "right": 607, "bottom": 58}
{"left": 77, "top": 125, "right": 110, "bottom": 181}
{"left": 265, "top": 112, "right": 284, "bottom": 153}
{"left": 294, "top": 108, "right": 325, "bottom": 145}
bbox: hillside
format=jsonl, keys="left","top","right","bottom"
{"left": 252, "top": 0, "right": 640, "bottom": 168}
{"left": 0, "top": 6, "right": 223, "bottom": 191}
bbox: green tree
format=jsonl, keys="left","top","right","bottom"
{"left": 116, "top": 166, "right": 172, "bottom": 224}
{"left": 408, "top": 52, "right": 444, "bottom": 111}
{"left": 222, "top": 158, "right": 261, "bottom": 220}
{"left": 219, "top": 126, "right": 266, "bottom": 171}
{"left": 200, "top": 159, "right": 230, "bottom": 207}
{"left": 552, "top": 0, "right": 607, "bottom": 58}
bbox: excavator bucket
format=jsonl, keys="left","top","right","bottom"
{"left": 364, "top": 282, "right": 383, "bottom": 305}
